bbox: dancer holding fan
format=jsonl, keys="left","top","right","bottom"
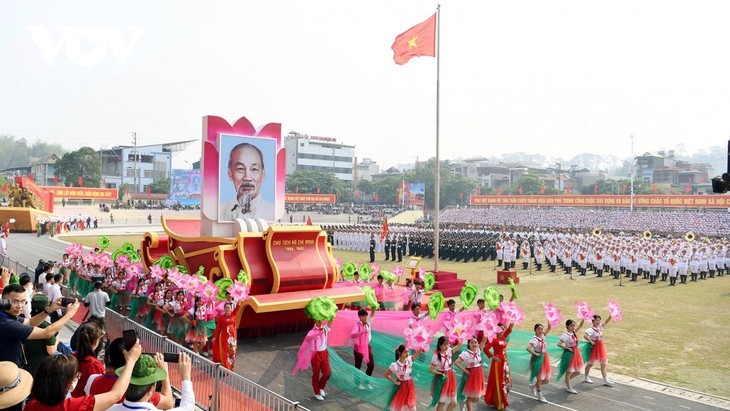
{"left": 384, "top": 345, "right": 424, "bottom": 411}
{"left": 429, "top": 336, "right": 463, "bottom": 411}
{"left": 556, "top": 318, "right": 585, "bottom": 394}
{"left": 482, "top": 322, "right": 514, "bottom": 410}
{"left": 526, "top": 322, "right": 552, "bottom": 403}
{"left": 582, "top": 313, "right": 615, "bottom": 386}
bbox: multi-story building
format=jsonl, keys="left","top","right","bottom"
{"left": 354, "top": 158, "right": 380, "bottom": 181}
{"left": 99, "top": 140, "right": 194, "bottom": 193}
{"left": 29, "top": 154, "right": 60, "bottom": 186}
{"left": 284, "top": 132, "right": 355, "bottom": 181}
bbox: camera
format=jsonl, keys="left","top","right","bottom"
{"left": 711, "top": 173, "right": 730, "bottom": 194}
{"left": 60, "top": 297, "right": 75, "bottom": 307}
{"left": 0, "top": 298, "right": 11, "bottom": 311}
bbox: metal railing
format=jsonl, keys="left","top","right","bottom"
{"left": 104, "top": 308, "right": 309, "bottom": 411}
{"left": 1, "top": 256, "right": 310, "bottom": 411}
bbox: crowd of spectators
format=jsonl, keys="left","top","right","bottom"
{"left": 440, "top": 207, "right": 730, "bottom": 236}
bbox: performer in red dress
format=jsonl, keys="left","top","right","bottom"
{"left": 454, "top": 336, "right": 487, "bottom": 411}
{"left": 483, "top": 322, "right": 514, "bottom": 410}
{"left": 526, "top": 323, "right": 552, "bottom": 403}
{"left": 582, "top": 314, "right": 615, "bottom": 387}
{"left": 384, "top": 345, "right": 424, "bottom": 411}
{"left": 556, "top": 319, "right": 585, "bottom": 394}
{"left": 428, "top": 336, "right": 463, "bottom": 411}
{"left": 212, "top": 302, "right": 238, "bottom": 370}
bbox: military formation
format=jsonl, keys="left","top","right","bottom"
{"left": 324, "top": 221, "right": 729, "bottom": 287}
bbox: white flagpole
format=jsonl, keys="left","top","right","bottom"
{"left": 434, "top": 4, "right": 441, "bottom": 272}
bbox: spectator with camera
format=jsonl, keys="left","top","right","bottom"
{"left": 107, "top": 352, "right": 195, "bottom": 411}
{"left": 0, "top": 284, "right": 79, "bottom": 367}
{"left": 24, "top": 339, "right": 142, "bottom": 411}
{"left": 23, "top": 294, "right": 58, "bottom": 377}
{"left": 85, "top": 338, "right": 173, "bottom": 408}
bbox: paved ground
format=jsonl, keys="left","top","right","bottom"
{"left": 4, "top": 225, "right": 730, "bottom": 411}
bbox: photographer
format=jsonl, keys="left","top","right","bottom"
{"left": 0, "top": 284, "right": 79, "bottom": 367}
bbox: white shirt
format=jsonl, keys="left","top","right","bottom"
{"left": 312, "top": 325, "right": 329, "bottom": 352}
{"left": 389, "top": 357, "right": 414, "bottom": 381}
{"left": 529, "top": 336, "right": 546, "bottom": 353}
{"left": 560, "top": 331, "right": 579, "bottom": 348}
{"left": 107, "top": 380, "right": 195, "bottom": 411}
{"left": 585, "top": 325, "right": 603, "bottom": 342}
{"left": 430, "top": 347, "right": 453, "bottom": 371}
{"left": 220, "top": 195, "right": 274, "bottom": 221}
{"left": 458, "top": 349, "right": 482, "bottom": 368}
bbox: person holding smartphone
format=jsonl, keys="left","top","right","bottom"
{"left": 0, "top": 284, "right": 79, "bottom": 367}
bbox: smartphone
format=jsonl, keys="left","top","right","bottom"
{"left": 122, "top": 329, "right": 137, "bottom": 351}
{"left": 60, "top": 297, "right": 75, "bottom": 307}
{"left": 141, "top": 352, "right": 179, "bottom": 363}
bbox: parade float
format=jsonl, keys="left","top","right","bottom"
{"left": 139, "top": 115, "right": 366, "bottom": 336}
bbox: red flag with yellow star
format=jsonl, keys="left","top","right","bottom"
{"left": 391, "top": 13, "right": 436, "bottom": 65}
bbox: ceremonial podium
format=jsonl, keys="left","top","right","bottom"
{"left": 497, "top": 270, "right": 519, "bottom": 284}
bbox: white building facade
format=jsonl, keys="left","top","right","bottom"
{"left": 284, "top": 132, "right": 355, "bottom": 181}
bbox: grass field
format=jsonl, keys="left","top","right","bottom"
{"left": 61, "top": 233, "right": 730, "bottom": 397}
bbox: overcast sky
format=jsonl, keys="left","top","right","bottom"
{"left": 1, "top": 1, "right": 728, "bottom": 170}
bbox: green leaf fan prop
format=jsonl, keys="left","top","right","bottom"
{"left": 508, "top": 277, "right": 519, "bottom": 300}
{"left": 238, "top": 270, "right": 250, "bottom": 285}
{"left": 153, "top": 255, "right": 175, "bottom": 269}
{"left": 341, "top": 261, "right": 357, "bottom": 281}
{"left": 305, "top": 296, "right": 338, "bottom": 321}
{"left": 484, "top": 286, "right": 501, "bottom": 310}
{"left": 214, "top": 278, "right": 234, "bottom": 301}
{"left": 195, "top": 266, "right": 208, "bottom": 284}
{"left": 428, "top": 291, "right": 444, "bottom": 320}
{"left": 423, "top": 272, "right": 436, "bottom": 292}
{"left": 460, "top": 283, "right": 478, "bottom": 308}
{"left": 358, "top": 264, "right": 372, "bottom": 282}
{"left": 97, "top": 236, "right": 110, "bottom": 250}
{"left": 379, "top": 270, "right": 396, "bottom": 283}
{"left": 361, "top": 286, "right": 379, "bottom": 311}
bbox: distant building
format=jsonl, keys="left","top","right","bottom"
{"left": 354, "top": 158, "right": 380, "bottom": 181}
{"left": 30, "top": 154, "right": 60, "bottom": 186}
{"left": 99, "top": 140, "right": 195, "bottom": 193}
{"left": 636, "top": 150, "right": 711, "bottom": 192}
{"left": 284, "top": 132, "right": 355, "bottom": 181}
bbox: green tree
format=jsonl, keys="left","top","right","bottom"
{"left": 55, "top": 147, "right": 101, "bottom": 187}
{"left": 285, "top": 170, "right": 353, "bottom": 202}
{"left": 0, "top": 134, "right": 65, "bottom": 171}
{"left": 513, "top": 172, "right": 545, "bottom": 195}
{"left": 148, "top": 178, "right": 170, "bottom": 194}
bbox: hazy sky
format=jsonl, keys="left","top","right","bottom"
{"left": 1, "top": 1, "right": 728, "bottom": 170}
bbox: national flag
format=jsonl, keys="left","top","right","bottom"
{"left": 147, "top": 186, "right": 151, "bottom": 197}
{"left": 622, "top": 184, "right": 627, "bottom": 194}
{"left": 317, "top": 186, "right": 321, "bottom": 194}
{"left": 380, "top": 217, "right": 389, "bottom": 243}
{"left": 295, "top": 185, "right": 299, "bottom": 193}
{"left": 476, "top": 187, "right": 480, "bottom": 195}
{"left": 460, "top": 192, "right": 464, "bottom": 200}
{"left": 355, "top": 191, "right": 360, "bottom": 199}
{"left": 28, "top": 173, "right": 34, "bottom": 182}
{"left": 78, "top": 177, "right": 83, "bottom": 186}
{"left": 1, "top": 182, "right": 7, "bottom": 192}
{"left": 125, "top": 185, "right": 129, "bottom": 195}
{"left": 374, "top": 193, "right": 379, "bottom": 202}
{"left": 391, "top": 13, "right": 437, "bottom": 65}
{"left": 53, "top": 175, "right": 59, "bottom": 185}
{"left": 651, "top": 184, "right": 657, "bottom": 193}
{"left": 518, "top": 185, "right": 523, "bottom": 195}
{"left": 540, "top": 187, "right": 545, "bottom": 195}
{"left": 594, "top": 184, "right": 598, "bottom": 194}
{"left": 566, "top": 187, "right": 571, "bottom": 194}
{"left": 496, "top": 187, "right": 502, "bottom": 195}
{"left": 306, "top": 216, "right": 312, "bottom": 226}
{"left": 685, "top": 183, "right": 691, "bottom": 194}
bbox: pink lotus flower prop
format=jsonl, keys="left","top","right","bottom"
{"left": 149, "top": 265, "right": 166, "bottom": 280}
{"left": 475, "top": 311, "right": 502, "bottom": 343}
{"left": 500, "top": 301, "right": 526, "bottom": 326}
{"left": 228, "top": 280, "right": 250, "bottom": 304}
{"left": 607, "top": 299, "right": 622, "bottom": 323}
{"left": 445, "top": 314, "right": 474, "bottom": 344}
{"left": 417, "top": 267, "right": 427, "bottom": 280}
{"left": 200, "top": 282, "right": 218, "bottom": 303}
{"left": 543, "top": 302, "right": 563, "bottom": 329}
{"left": 575, "top": 301, "right": 595, "bottom": 322}
{"left": 392, "top": 265, "right": 404, "bottom": 277}
{"left": 369, "top": 263, "right": 380, "bottom": 275}
{"left": 82, "top": 252, "right": 96, "bottom": 266}
{"left": 115, "top": 254, "right": 131, "bottom": 269}
{"left": 96, "top": 252, "right": 113, "bottom": 270}
{"left": 404, "top": 322, "right": 434, "bottom": 351}
{"left": 65, "top": 243, "right": 83, "bottom": 257}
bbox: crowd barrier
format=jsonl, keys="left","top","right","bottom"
{"left": 104, "top": 309, "right": 310, "bottom": 411}
{"left": 1, "top": 256, "right": 309, "bottom": 411}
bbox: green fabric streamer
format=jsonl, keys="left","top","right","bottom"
{"left": 428, "top": 374, "right": 447, "bottom": 407}
{"left": 456, "top": 370, "right": 469, "bottom": 403}
{"left": 555, "top": 349, "right": 572, "bottom": 383}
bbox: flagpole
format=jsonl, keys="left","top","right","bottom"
{"left": 433, "top": 4, "right": 441, "bottom": 272}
